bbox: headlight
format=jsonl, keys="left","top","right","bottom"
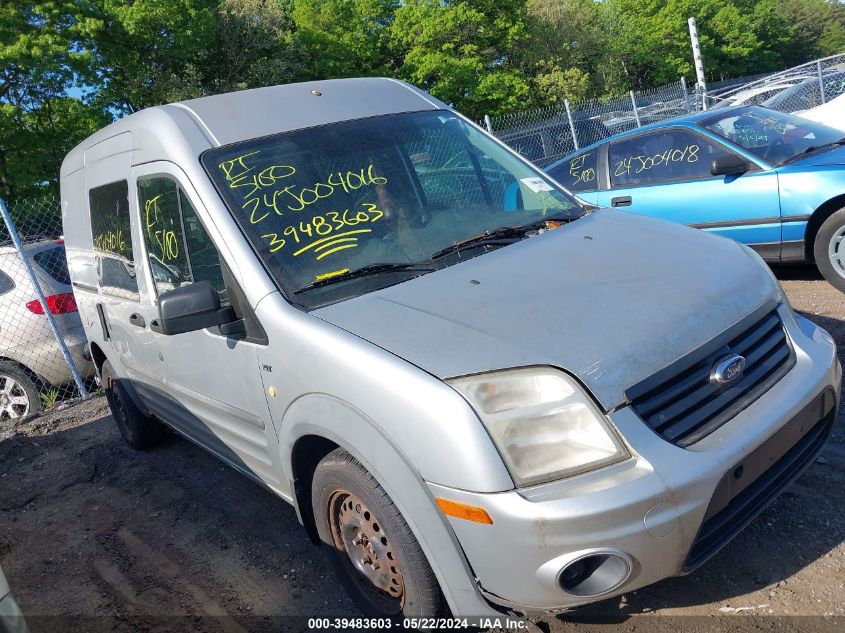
{"left": 738, "top": 243, "right": 793, "bottom": 309}
{"left": 448, "top": 367, "right": 630, "bottom": 487}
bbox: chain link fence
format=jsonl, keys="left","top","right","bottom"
{"left": 0, "top": 197, "right": 92, "bottom": 425}
{"left": 485, "top": 77, "right": 695, "bottom": 167}
{"left": 705, "top": 53, "right": 845, "bottom": 114}
{"left": 485, "top": 53, "right": 845, "bottom": 166}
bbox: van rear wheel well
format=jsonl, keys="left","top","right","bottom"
{"left": 805, "top": 194, "right": 845, "bottom": 262}
{"left": 291, "top": 435, "right": 340, "bottom": 545}
{"left": 89, "top": 342, "right": 108, "bottom": 377}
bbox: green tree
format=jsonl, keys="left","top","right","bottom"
{"left": 88, "top": 0, "right": 219, "bottom": 113}
{"left": 0, "top": 1, "right": 107, "bottom": 203}
{"left": 390, "top": 0, "right": 532, "bottom": 118}
{"left": 520, "top": 0, "right": 609, "bottom": 99}
{"left": 599, "top": 0, "right": 778, "bottom": 89}
{"left": 293, "top": 0, "right": 400, "bottom": 78}
{"left": 211, "top": 0, "right": 307, "bottom": 93}
{"left": 774, "top": 0, "right": 845, "bottom": 67}
{"left": 530, "top": 62, "right": 591, "bottom": 104}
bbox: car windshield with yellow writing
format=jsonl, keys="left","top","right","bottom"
{"left": 202, "top": 111, "right": 580, "bottom": 308}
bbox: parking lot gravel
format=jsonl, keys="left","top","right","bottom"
{"left": 0, "top": 264, "right": 843, "bottom": 633}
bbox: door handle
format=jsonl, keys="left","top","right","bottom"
{"left": 96, "top": 303, "right": 110, "bottom": 341}
{"left": 129, "top": 313, "right": 146, "bottom": 328}
{"left": 611, "top": 196, "right": 632, "bottom": 207}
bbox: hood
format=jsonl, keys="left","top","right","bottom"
{"left": 313, "top": 210, "right": 776, "bottom": 410}
{"left": 784, "top": 144, "right": 845, "bottom": 167}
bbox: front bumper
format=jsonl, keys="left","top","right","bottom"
{"left": 429, "top": 307, "right": 841, "bottom": 614}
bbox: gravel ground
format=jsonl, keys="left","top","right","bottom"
{"left": 0, "top": 265, "right": 843, "bottom": 633}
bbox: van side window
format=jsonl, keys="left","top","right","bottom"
{"left": 137, "top": 177, "right": 228, "bottom": 305}
{"left": 179, "top": 190, "right": 228, "bottom": 305}
{"left": 89, "top": 180, "right": 140, "bottom": 300}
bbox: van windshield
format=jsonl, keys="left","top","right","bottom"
{"left": 202, "top": 110, "right": 581, "bottom": 308}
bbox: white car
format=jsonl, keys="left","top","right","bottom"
{"left": 707, "top": 80, "right": 807, "bottom": 110}
{"left": 797, "top": 93, "right": 845, "bottom": 132}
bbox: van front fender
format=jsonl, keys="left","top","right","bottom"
{"left": 277, "top": 393, "right": 498, "bottom": 618}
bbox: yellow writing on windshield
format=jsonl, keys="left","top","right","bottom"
{"left": 291, "top": 229, "right": 373, "bottom": 261}
{"left": 218, "top": 150, "right": 389, "bottom": 262}
{"left": 219, "top": 151, "right": 260, "bottom": 181}
{"left": 315, "top": 268, "right": 350, "bottom": 281}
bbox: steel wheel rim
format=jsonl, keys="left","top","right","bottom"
{"left": 328, "top": 490, "right": 405, "bottom": 612}
{"left": 828, "top": 225, "right": 845, "bottom": 279}
{"left": 0, "top": 375, "right": 30, "bottom": 420}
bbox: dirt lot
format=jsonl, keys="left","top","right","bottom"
{"left": 1, "top": 265, "right": 844, "bottom": 633}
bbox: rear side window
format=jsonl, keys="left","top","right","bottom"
{"left": 89, "top": 180, "right": 139, "bottom": 300}
{"left": 33, "top": 246, "right": 71, "bottom": 286}
{"left": 548, "top": 149, "right": 599, "bottom": 192}
{"left": 609, "top": 130, "right": 726, "bottom": 187}
{"left": 0, "top": 269, "right": 14, "bottom": 295}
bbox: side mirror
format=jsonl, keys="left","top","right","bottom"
{"left": 151, "top": 281, "right": 240, "bottom": 336}
{"left": 711, "top": 154, "right": 750, "bottom": 177}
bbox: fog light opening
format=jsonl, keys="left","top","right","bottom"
{"left": 557, "top": 553, "right": 631, "bottom": 597}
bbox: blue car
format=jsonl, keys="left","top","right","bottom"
{"left": 545, "top": 105, "right": 845, "bottom": 292}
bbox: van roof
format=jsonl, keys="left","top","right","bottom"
{"left": 61, "top": 78, "right": 444, "bottom": 177}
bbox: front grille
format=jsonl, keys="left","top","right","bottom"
{"left": 627, "top": 307, "right": 795, "bottom": 447}
{"left": 684, "top": 401, "right": 835, "bottom": 570}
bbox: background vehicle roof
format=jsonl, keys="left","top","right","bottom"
{"left": 0, "top": 239, "right": 63, "bottom": 257}
{"left": 61, "top": 78, "right": 445, "bottom": 177}
{"left": 546, "top": 105, "right": 750, "bottom": 168}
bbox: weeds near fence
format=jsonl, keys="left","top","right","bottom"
{"left": 39, "top": 388, "right": 60, "bottom": 411}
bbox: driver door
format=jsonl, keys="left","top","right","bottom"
{"left": 131, "top": 162, "right": 281, "bottom": 489}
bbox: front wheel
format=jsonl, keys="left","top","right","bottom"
{"left": 101, "top": 360, "right": 165, "bottom": 449}
{"left": 814, "top": 208, "right": 845, "bottom": 293}
{"left": 312, "top": 448, "right": 446, "bottom": 618}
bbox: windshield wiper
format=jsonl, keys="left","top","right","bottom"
{"left": 781, "top": 137, "right": 845, "bottom": 165}
{"left": 428, "top": 216, "right": 573, "bottom": 261}
{"left": 293, "top": 262, "right": 437, "bottom": 294}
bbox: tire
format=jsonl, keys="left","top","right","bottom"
{"left": 814, "top": 208, "right": 845, "bottom": 293}
{"left": 101, "top": 360, "right": 165, "bottom": 449}
{"left": 0, "top": 362, "right": 41, "bottom": 421}
{"left": 312, "top": 448, "right": 446, "bottom": 619}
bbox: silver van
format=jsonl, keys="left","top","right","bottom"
{"left": 60, "top": 79, "right": 841, "bottom": 619}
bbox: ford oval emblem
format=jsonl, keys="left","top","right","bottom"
{"left": 711, "top": 354, "right": 746, "bottom": 386}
